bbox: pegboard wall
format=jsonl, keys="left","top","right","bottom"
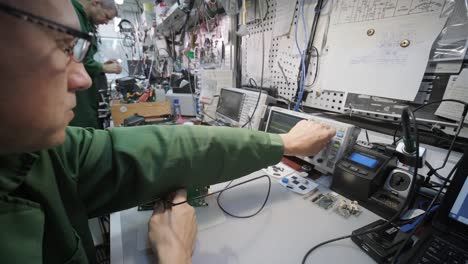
{"left": 241, "top": 0, "right": 346, "bottom": 113}
{"left": 240, "top": 0, "right": 467, "bottom": 139}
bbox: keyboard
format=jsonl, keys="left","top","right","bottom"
{"left": 416, "top": 236, "right": 468, "bottom": 264}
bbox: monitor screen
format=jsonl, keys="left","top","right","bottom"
{"left": 216, "top": 89, "right": 244, "bottom": 122}
{"left": 266, "top": 111, "right": 304, "bottom": 134}
{"left": 449, "top": 176, "right": 468, "bottom": 226}
{"left": 349, "top": 153, "right": 379, "bottom": 169}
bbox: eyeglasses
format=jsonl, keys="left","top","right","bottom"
{"left": 0, "top": 3, "right": 92, "bottom": 62}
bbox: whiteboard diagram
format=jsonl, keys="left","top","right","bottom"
{"left": 335, "top": 0, "right": 449, "bottom": 24}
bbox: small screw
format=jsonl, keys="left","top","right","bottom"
{"left": 367, "top": 29, "right": 375, "bottom": 36}
{"left": 400, "top": 39, "right": 410, "bottom": 48}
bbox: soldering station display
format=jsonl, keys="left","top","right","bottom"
{"left": 348, "top": 152, "right": 379, "bottom": 169}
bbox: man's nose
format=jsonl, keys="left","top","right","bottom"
{"left": 68, "top": 61, "right": 92, "bottom": 92}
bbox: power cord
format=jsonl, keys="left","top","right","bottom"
{"left": 392, "top": 99, "right": 468, "bottom": 145}
{"left": 302, "top": 103, "right": 466, "bottom": 263}
{"left": 242, "top": 78, "right": 262, "bottom": 128}
{"left": 390, "top": 155, "right": 464, "bottom": 264}
{"left": 302, "top": 107, "right": 421, "bottom": 264}
{"left": 170, "top": 174, "right": 272, "bottom": 220}
{"left": 241, "top": 21, "right": 265, "bottom": 128}
{"left": 216, "top": 175, "right": 272, "bottom": 218}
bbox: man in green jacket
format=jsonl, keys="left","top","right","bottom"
{"left": 70, "top": 0, "right": 122, "bottom": 128}
{"left": 0, "top": 1, "right": 335, "bottom": 264}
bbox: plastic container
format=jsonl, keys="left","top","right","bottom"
{"left": 173, "top": 99, "right": 184, "bottom": 124}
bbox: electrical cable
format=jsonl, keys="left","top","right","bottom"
{"left": 170, "top": 175, "right": 271, "bottom": 209}
{"left": 304, "top": 46, "right": 319, "bottom": 88}
{"left": 216, "top": 175, "right": 272, "bottom": 218}
{"left": 145, "top": 45, "right": 157, "bottom": 88}
{"left": 241, "top": 78, "right": 262, "bottom": 128}
{"left": 200, "top": 109, "right": 218, "bottom": 122}
{"left": 302, "top": 107, "right": 421, "bottom": 264}
{"left": 295, "top": 0, "right": 324, "bottom": 111}
{"left": 392, "top": 99, "right": 468, "bottom": 145}
{"left": 293, "top": 0, "right": 307, "bottom": 111}
{"left": 425, "top": 161, "right": 453, "bottom": 183}
{"left": 241, "top": 26, "right": 265, "bottom": 128}
{"left": 432, "top": 110, "right": 467, "bottom": 171}
{"left": 390, "top": 155, "right": 464, "bottom": 264}
{"left": 303, "top": 104, "right": 465, "bottom": 263}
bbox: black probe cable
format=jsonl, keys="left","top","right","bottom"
{"left": 423, "top": 104, "right": 468, "bottom": 184}
{"left": 392, "top": 99, "right": 468, "bottom": 145}
{"left": 170, "top": 174, "right": 272, "bottom": 217}
{"left": 242, "top": 78, "right": 262, "bottom": 128}
{"left": 216, "top": 176, "right": 272, "bottom": 218}
{"left": 302, "top": 107, "right": 421, "bottom": 264}
{"left": 390, "top": 105, "right": 467, "bottom": 263}
{"left": 241, "top": 28, "right": 265, "bottom": 128}
{"left": 430, "top": 105, "right": 468, "bottom": 171}
{"left": 390, "top": 156, "right": 464, "bottom": 264}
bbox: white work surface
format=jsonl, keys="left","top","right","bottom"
{"left": 110, "top": 130, "right": 462, "bottom": 264}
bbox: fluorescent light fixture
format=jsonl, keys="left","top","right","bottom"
{"left": 115, "top": 0, "right": 124, "bottom": 5}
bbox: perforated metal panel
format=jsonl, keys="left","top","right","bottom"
{"left": 305, "top": 90, "right": 345, "bottom": 112}
{"left": 240, "top": 0, "right": 467, "bottom": 139}
{"left": 241, "top": 0, "right": 347, "bottom": 112}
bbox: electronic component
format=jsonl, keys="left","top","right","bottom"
{"left": 278, "top": 175, "right": 318, "bottom": 195}
{"left": 331, "top": 143, "right": 399, "bottom": 219}
{"left": 314, "top": 193, "right": 338, "bottom": 210}
{"left": 215, "top": 88, "right": 271, "bottom": 130}
{"left": 264, "top": 107, "right": 360, "bottom": 174}
{"left": 263, "top": 162, "right": 296, "bottom": 178}
{"left": 334, "top": 199, "right": 362, "bottom": 218}
{"left": 187, "top": 186, "right": 209, "bottom": 207}
{"left": 311, "top": 193, "right": 323, "bottom": 203}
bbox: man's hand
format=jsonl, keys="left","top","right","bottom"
{"left": 280, "top": 120, "right": 336, "bottom": 156}
{"left": 102, "top": 60, "right": 122, "bottom": 74}
{"left": 148, "top": 189, "right": 197, "bottom": 264}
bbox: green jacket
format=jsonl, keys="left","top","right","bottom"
{"left": 70, "top": 0, "right": 103, "bottom": 129}
{"left": 0, "top": 125, "right": 283, "bottom": 263}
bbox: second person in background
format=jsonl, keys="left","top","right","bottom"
{"left": 70, "top": 0, "right": 123, "bottom": 128}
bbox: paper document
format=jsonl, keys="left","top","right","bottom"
{"left": 320, "top": 0, "right": 452, "bottom": 101}
{"left": 199, "top": 70, "right": 233, "bottom": 104}
{"left": 435, "top": 69, "right": 468, "bottom": 122}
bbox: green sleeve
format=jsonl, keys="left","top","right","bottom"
{"left": 83, "top": 55, "right": 103, "bottom": 76}
{"left": 60, "top": 125, "right": 284, "bottom": 217}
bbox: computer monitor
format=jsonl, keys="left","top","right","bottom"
{"left": 435, "top": 149, "right": 468, "bottom": 232}
{"left": 449, "top": 176, "right": 468, "bottom": 226}
{"left": 216, "top": 89, "right": 245, "bottom": 122}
